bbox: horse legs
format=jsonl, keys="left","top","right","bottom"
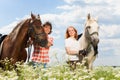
{"left": 67, "top": 60, "right": 78, "bottom": 70}
{"left": 87, "top": 55, "right": 96, "bottom": 70}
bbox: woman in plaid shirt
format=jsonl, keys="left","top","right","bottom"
{"left": 31, "top": 21, "right": 53, "bottom": 68}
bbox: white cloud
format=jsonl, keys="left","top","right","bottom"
{"left": 56, "top": 4, "right": 111, "bottom": 21}
{"left": 113, "top": 5, "right": 120, "bottom": 15}
{"left": 99, "top": 39, "right": 120, "bottom": 56}
{"left": 0, "top": 15, "right": 30, "bottom": 34}
{"left": 64, "top": 0, "right": 79, "bottom": 4}
{"left": 60, "top": 0, "right": 120, "bottom": 23}
{"left": 84, "top": 0, "right": 106, "bottom": 4}
{"left": 41, "top": 12, "right": 82, "bottom": 28}
{"left": 84, "top": 0, "right": 119, "bottom": 4}
{"left": 100, "top": 24, "right": 120, "bottom": 38}
{"left": 51, "top": 29, "right": 61, "bottom": 39}
{"left": 0, "top": 21, "right": 18, "bottom": 34}
{"left": 57, "top": 5, "right": 81, "bottom": 10}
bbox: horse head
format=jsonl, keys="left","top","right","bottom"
{"left": 28, "top": 13, "right": 48, "bottom": 47}
{"left": 85, "top": 13, "right": 99, "bottom": 47}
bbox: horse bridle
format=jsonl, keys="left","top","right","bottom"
{"left": 82, "top": 25, "right": 99, "bottom": 56}
{"left": 28, "top": 19, "right": 46, "bottom": 44}
{"left": 85, "top": 26, "right": 99, "bottom": 42}
{"left": 86, "top": 26, "right": 98, "bottom": 35}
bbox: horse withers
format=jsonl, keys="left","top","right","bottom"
{"left": 78, "top": 13, "right": 99, "bottom": 70}
{"left": 0, "top": 13, "right": 48, "bottom": 68}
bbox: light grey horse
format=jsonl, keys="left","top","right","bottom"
{"left": 78, "top": 13, "right": 99, "bottom": 70}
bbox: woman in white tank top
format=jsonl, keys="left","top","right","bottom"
{"left": 65, "top": 26, "right": 80, "bottom": 70}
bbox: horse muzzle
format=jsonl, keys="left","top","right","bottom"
{"left": 91, "top": 37, "right": 99, "bottom": 46}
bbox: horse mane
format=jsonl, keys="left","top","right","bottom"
{"left": 9, "top": 19, "right": 30, "bottom": 40}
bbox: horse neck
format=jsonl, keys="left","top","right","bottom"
{"left": 17, "top": 26, "right": 28, "bottom": 47}
{"left": 79, "top": 32, "right": 89, "bottom": 50}
{"left": 10, "top": 19, "right": 29, "bottom": 48}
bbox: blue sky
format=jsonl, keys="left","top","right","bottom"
{"left": 0, "top": 0, "right": 120, "bottom": 66}
{"left": 0, "top": 0, "right": 64, "bottom": 26}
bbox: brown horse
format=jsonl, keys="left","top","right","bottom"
{"left": 0, "top": 13, "right": 48, "bottom": 66}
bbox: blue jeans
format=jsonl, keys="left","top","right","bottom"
{"left": 32, "top": 61, "right": 47, "bottom": 68}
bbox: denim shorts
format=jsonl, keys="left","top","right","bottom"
{"left": 31, "top": 61, "right": 47, "bottom": 68}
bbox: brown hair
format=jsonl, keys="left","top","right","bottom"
{"left": 43, "top": 21, "right": 52, "bottom": 34}
{"left": 65, "top": 26, "right": 78, "bottom": 39}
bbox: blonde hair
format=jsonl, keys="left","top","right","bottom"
{"left": 65, "top": 26, "right": 78, "bottom": 39}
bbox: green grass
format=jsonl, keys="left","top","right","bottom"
{"left": 0, "top": 61, "right": 120, "bottom": 80}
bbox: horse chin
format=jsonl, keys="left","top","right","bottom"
{"left": 92, "top": 43, "right": 98, "bottom": 48}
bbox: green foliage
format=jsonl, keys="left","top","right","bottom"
{"left": 91, "top": 66, "right": 120, "bottom": 80}
{"left": 0, "top": 57, "right": 15, "bottom": 70}
{"left": 0, "top": 60, "right": 120, "bottom": 80}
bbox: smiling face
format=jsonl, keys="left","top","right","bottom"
{"left": 43, "top": 25, "right": 51, "bottom": 34}
{"left": 43, "top": 21, "right": 52, "bottom": 35}
{"left": 66, "top": 26, "right": 78, "bottom": 39}
{"left": 68, "top": 27, "right": 76, "bottom": 37}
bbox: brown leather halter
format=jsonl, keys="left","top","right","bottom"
{"left": 28, "top": 19, "right": 47, "bottom": 45}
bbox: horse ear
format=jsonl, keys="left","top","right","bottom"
{"left": 31, "top": 12, "right": 36, "bottom": 20}
{"left": 87, "top": 13, "right": 91, "bottom": 20}
{"left": 38, "top": 14, "right": 42, "bottom": 25}
{"left": 37, "top": 14, "right": 41, "bottom": 20}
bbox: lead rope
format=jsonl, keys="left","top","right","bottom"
{"left": 27, "top": 44, "right": 32, "bottom": 62}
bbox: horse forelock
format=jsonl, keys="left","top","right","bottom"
{"left": 85, "top": 19, "right": 99, "bottom": 33}
{"left": 86, "top": 18, "right": 97, "bottom": 25}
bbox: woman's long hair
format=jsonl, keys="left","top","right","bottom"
{"left": 65, "top": 26, "right": 78, "bottom": 39}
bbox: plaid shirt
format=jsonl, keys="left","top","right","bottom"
{"left": 32, "top": 36, "right": 53, "bottom": 63}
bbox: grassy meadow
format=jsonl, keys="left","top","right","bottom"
{"left": 0, "top": 58, "right": 120, "bottom": 80}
